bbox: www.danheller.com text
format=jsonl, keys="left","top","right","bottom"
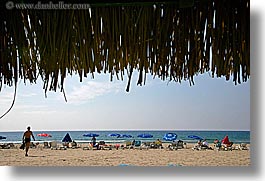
{"left": 5, "top": 1, "right": 91, "bottom": 10}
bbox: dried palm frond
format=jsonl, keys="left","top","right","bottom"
{"left": 0, "top": 0, "right": 250, "bottom": 93}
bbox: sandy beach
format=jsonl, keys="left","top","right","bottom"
{"left": 0, "top": 143, "right": 250, "bottom": 166}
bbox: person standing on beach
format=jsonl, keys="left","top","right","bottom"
{"left": 22, "top": 126, "right": 35, "bottom": 156}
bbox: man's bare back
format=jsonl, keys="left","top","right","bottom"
{"left": 24, "top": 131, "right": 33, "bottom": 138}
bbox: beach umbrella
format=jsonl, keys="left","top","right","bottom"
{"left": 0, "top": 136, "right": 6, "bottom": 139}
{"left": 108, "top": 133, "right": 120, "bottom": 137}
{"left": 137, "top": 133, "right": 153, "bottom": 138}
{"left": 62, "top": 133, "right": 72, "bottom": 142}
{"left": 187, "top": 135, "right": 204, "bottom": 141}
{"left": 37, "top": 133, "right": 52, "bottom": 137}
{"left": 118, "top": 134, "right": 133, "bottom": 138}
{"left": 163, "top": 133, "right": 177, "bottom": 141}
{"left": 83, "top": 133, "right": 99, "bottom": 137}
{"left": 222, "top": 135, "right": 231, "bottom": 144}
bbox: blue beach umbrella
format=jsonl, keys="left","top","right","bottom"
{"left": 187, "top": 135, "right": 204, "bottom": 141}
{"left": 108, "top": 133, "right": 120, "bottom": 137}
{"left": 62, "top": 133, "right": 72, "bottom": 142}
{"left": 137, "top": 133, "right": 153, "bottom": 138}
{"left": 118, "top": 134, "right": 133, "bottom": 138}
{"left": 163, "top": 133, "right": 177, "bottom": 141}
{"left": 83, "top": 133, "right": 99, "bottom": 137}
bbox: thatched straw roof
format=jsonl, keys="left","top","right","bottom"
{"left": 0, "top": 0, "right": 250, "bottom": 93}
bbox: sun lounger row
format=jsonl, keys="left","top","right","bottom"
{"left": 16, "top": 140, "right": 248, "bottom": 151}
{"left": 0, "top": 143, "right": 16, "bottom": 149}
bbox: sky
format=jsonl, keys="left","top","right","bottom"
{"left": 0, "top": 1, "right": 250, "bottom": 132}
{"left": 0, "top": 70, "right": 250, "bottom": 132}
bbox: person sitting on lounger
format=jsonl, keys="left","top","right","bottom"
{"left": 91, "top": 136, "right": 100, "bottom": 149}
{"left": 91, "top": 136, "right": 96, "bottom": 147}
{"left": 193, "top": 140, "right": 202, "bottom": 150}
{"left": 214, "top": 139, "right": 221, "bottom": 150}
{"left": 202, "top": 139, "right": 209, "bottom": 148}
{"left": 152, "top": 139, "right": 162, "bottom": 149}
{"left": 71, "top": 140, "right": 77, "bottom": 148}
{"left": 155, "top": 139, "right": 162, "bottom": 146}
{"left": 202, "top": 139, "right": 213, "bottom": 150}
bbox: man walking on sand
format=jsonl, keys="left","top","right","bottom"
{"left": 22, "top": 126, "right": 35, "bottom": 156}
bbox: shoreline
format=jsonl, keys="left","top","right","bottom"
{"left": 0, "top": 139, "right": 251, "bottom": 144}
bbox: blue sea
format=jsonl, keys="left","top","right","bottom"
{"left": 0, "top": 130, "right": 250, "bottom": 144}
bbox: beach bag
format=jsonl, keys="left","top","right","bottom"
{"left": 20, "top": 142, "right": 25, "bottom": 150}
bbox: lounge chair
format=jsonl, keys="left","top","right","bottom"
{"left": 168, "top": 142, "right": 178, "bottom": 150}
{"left": 0, "top": 143, "right": 15, "bottom": 149}
{"left": 89, "top": 142, "right": 102, "bottom": 150}
{"left": 133, "top": 140, "right": 142, "bottom": 149}
{"left": 125, "top": 141, "right": 133, "bottom": 149}
{"left": 151, "top": 140, "right": 163, "bottom": 149}
{"left": 176, "top": 140, "right": 184, "bottom": 149}
{"left": 239, "top": 143, "right": 249, "bottom": 150}
{"left": 59, "top": 142, "right": 68, "bottom": 150}
{"left": 113, "top": 144, "right": 121, "bottom": 150}
{"left": 214, "top": 142, "right": 222, "bottom": 151}
{"left": 69, "top": 141, "right": 77, "bottom": 149}
{"left": 221, "top": 135, "right": 233, "bottom": 151}
{"left": 50, "top": 141, "right": 58, "bottom": 150}
{"left": 98, "top": 141, "right": 112, "bottom": 150}
{"left": 142, "top": 142, "right": 151, "bottom": 149}
{"left": 87, "top": 143, "right": 97, "bottom": 150}
{"left": 30, "top": 142, "right": 36, "bottom": 148}
{"left": 200, "top": 140, "right": 213, "bottom": 150}
{"left": 43, "top": 142, "right": 50, "bottom": 149}
{"left": 221, "top": 142, "right": 233, "bottom": 151}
